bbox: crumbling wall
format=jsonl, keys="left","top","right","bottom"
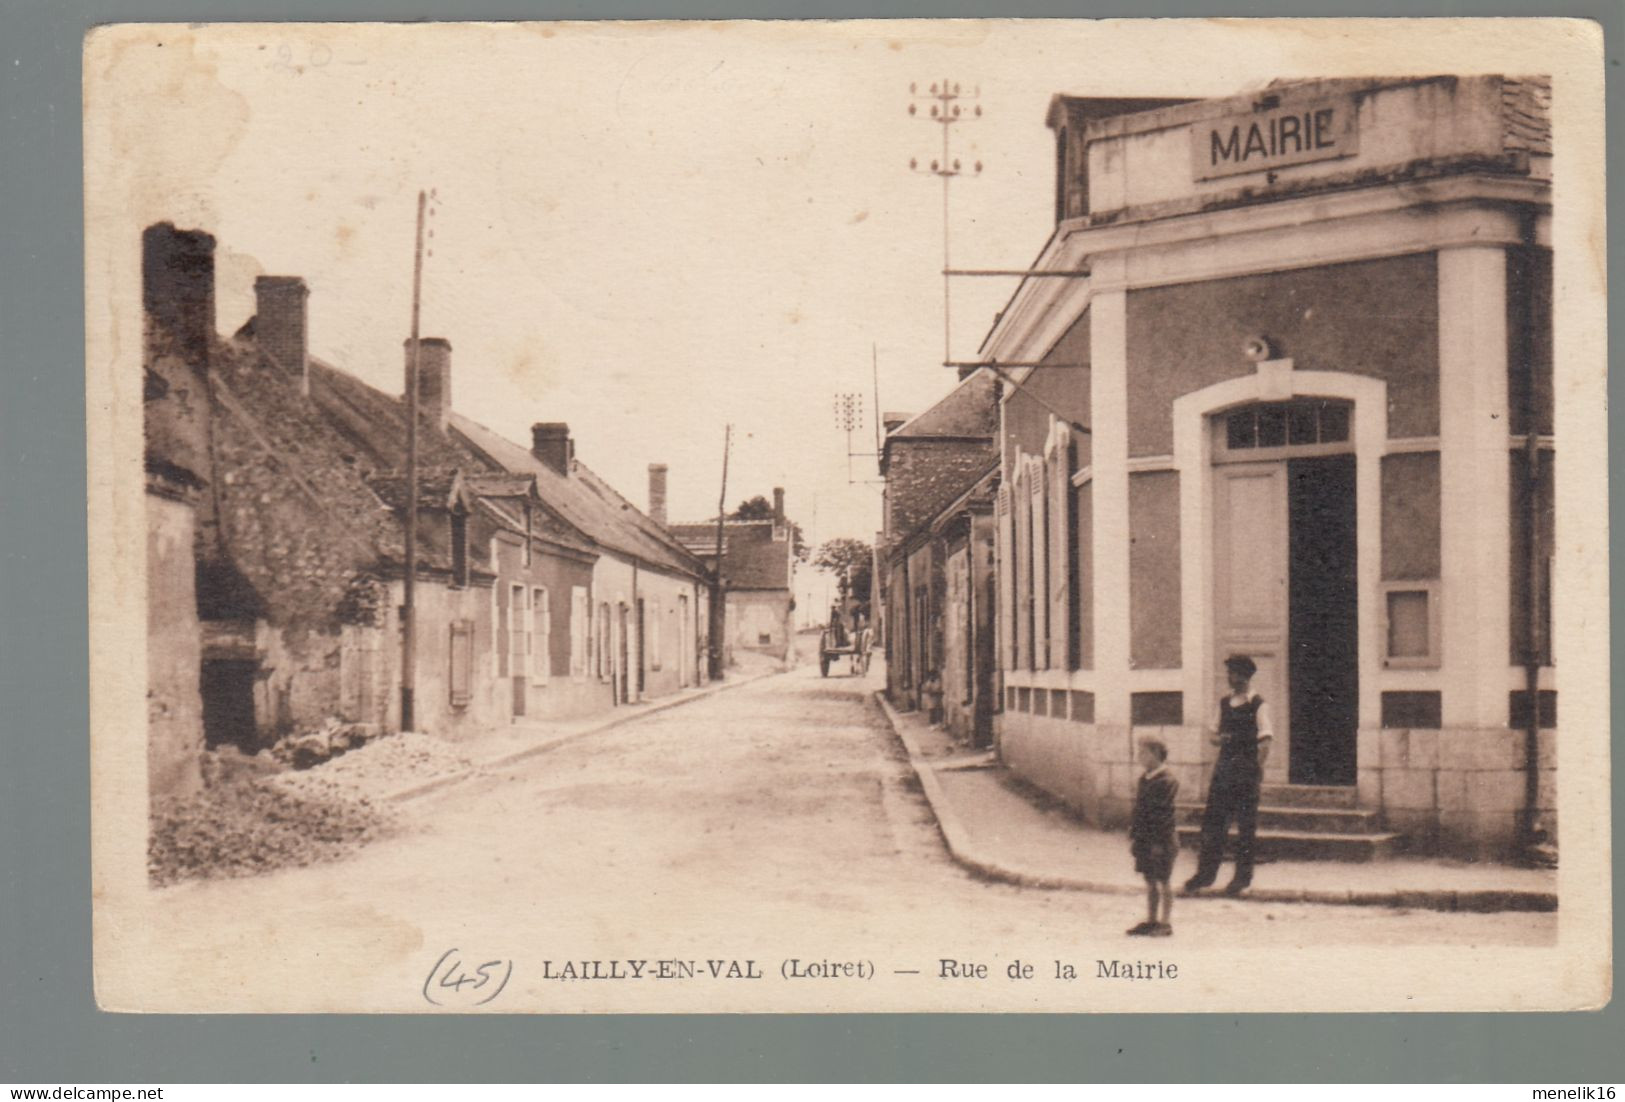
{"left": 146, "top": 481, "right": 205, "bottom": 801}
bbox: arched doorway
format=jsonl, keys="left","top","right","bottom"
{"left": 1210, "top": 397, "right": 1358, "bottom": 784}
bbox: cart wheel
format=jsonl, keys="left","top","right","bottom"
{"left": 819, "top": 653, "right": 830, "bottom": 677}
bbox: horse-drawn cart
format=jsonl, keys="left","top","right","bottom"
{"left": 818, "top": 624, "right": 871, "bottom": 678}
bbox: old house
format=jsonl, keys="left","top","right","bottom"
{"left": 142, "top": 223, "right": 501, "bottom": 755}
{"left": 984, "top": 76, "right": 1554, "bottom": 858}
{"left": 878, "top": 369, "right": 1000, "bottom": 744}
{"left": 450, "top": 419, "right": 713, "bottom": 708}
{"left": 667, "top": 485, "right": 797, "bottom": 665}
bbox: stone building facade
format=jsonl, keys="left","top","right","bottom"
{"left": 985, "top": 76, "right": 1554, "bottom": 858}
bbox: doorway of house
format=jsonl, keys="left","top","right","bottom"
{"left": 1212, "top": 400, "right": 1358, "bottom": 785}
{"left": 200, "top": 658, "right": 257, "bottom": 751}
{"left": 618, "top": 603, "right": 631, "bottom": 704}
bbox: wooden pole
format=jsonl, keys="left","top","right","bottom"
{"left": 708, "top": 424, "right": 731, "bottom": 680}
{"left": 401, "top": 189, "right": 426, "bottom": 731}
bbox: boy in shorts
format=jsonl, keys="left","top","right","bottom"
{"left": 1127, "top": 736, "right": 1179, "bottom": 936}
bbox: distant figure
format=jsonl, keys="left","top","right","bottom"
{"left": 1127, "top": 736, "right": 1179, "bottom": 937}
{"left": 828, "top": 603, "right": 849, "bottom": 648}
{"left": 1183, "top": 654, "right": 1274, "bottom": 897}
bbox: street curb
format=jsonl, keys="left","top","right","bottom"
{"left": 383, "top": 668, "right": 785, "bottom": 803}
{"left": 872, "top": 691, "right": 1558, "bottom": 914}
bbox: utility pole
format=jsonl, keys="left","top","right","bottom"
{"left": 708, "top": 423, "right": 732, "bottom": 681}
{"left": 401, "top": 189, "right": 427, "bottom": 731}
{"left": 909, "top": 80, "right": 982, "bottom": 366}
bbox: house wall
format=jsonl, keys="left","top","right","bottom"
{"left": 638, "top": 566, "right": 708, "bottom": 697}
{"left": 488, "top": 533, "right": 604, "bottom": 722}
{"left": 146, "top": 483, "right": 204, "bottom": 801}
{"left": 726, "top": 590, "right": 793, "bottom": 661}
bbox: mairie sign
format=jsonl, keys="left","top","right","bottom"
{"left": 1192, "top": 96, "right": 1359, "bottom": 181}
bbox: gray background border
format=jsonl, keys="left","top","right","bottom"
{"left": 2, "top": 0, "right": 1619, "bottom": 1083}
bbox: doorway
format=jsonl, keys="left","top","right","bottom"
{"left": 1211, "top": 400, "right": 1359, "bottom": 785}
{"left": 1286, "top": 454, "right": 1358, "bottom": 784}
{"left": 201, "top": 658, "right": 257, "bottom": 750}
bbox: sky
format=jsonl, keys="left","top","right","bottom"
{"left": 85, "top": 18, "right": 1562, "bottom": 552}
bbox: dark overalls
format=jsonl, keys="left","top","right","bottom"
{"left": 1188, "top": 694, "right": 1264, "bottom": 889}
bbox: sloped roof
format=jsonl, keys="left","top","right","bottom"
{"left": 667, "top": 519, "right": 790, "bottom": 590}
{"left": 450, "top": 413, "right": 707, "bottom": 580}
{"left": 306, "top": 358, "right": 598, "bottom": 558}
{"left": 890, "top": 369, "right": 998, "bottom": 439}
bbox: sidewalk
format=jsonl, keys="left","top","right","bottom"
{"left": 875, "top": 692, "right": 1558, "bottom": 913}
{"left": 383, "top": 662, "right": 784, "bottom": 801}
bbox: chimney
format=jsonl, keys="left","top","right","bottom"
{"left": 531, "top": 422, "right": 573, "bottom": 476}
{"left": 772, "top": 486, "right": 785, "bottom": 528}
{"left": 882, "top": 411, "right": 912, "bottom": 435}
{"left": 255, "top": 276, "right": 309, "bottom": 394}
{"left": 648, "top": 464, "right": 669, "bottom": 527}
{"left": 404, "top": 337, "right": 452, "bottom": 433}
{"left": 141, "top": 222, "right": 216, "bottom": 483}
{"left": 142, "top": 222, "right": 215, "bottom": 364}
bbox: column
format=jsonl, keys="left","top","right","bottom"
{"left": 1090, "top": 283, "right": 1132, "bottom": 725}
{"left": 1437, "top": 246, "right": 1512, "bottom": 730}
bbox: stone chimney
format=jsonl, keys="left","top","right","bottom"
{"left": 141, "top": 222, "right": 216, "bottom": 484}
{"left": 255, "top": 276, "right": 309, "bottom": 394}
{"left": 404, "top": 337, "right": 452, "bottom": 433}
{"left": 772, "top": 486, "right": 785, "bottom": 528}
{"left": 531, "top": 422, "right": 573, "bottom": 476}
{"left": 883, "top": 411, "right": 913, "bottom": 435}
{"left": 143, "top": 222, "right": 215, "bottom": 364}
{"left": 648, "top": 464, "right": 669, "bottom": 527}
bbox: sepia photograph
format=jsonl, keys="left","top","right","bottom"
{"left": 84, "top": 17, "right": 1609, "bottom": 1014}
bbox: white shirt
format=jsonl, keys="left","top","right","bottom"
{"left": 1224, "top": 693, "right": 1275, "bottom": 741}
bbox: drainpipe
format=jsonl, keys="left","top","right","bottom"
{"left": 1514, "top": 234, "right": 1556, "bottom": 868}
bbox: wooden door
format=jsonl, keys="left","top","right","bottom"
{"left": 1212, "top": 463, "right": 1289, "bottom": 767}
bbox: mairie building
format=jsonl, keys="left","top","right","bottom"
{"left": 984, "top": 76, "right": 1554, "bottom": 859}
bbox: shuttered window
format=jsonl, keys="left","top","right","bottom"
{"left": 449, "top": 620, "right": 473, "bottom": 707}
{"left": 996, "top": 485, "right": 1013, "bottom": 672}
{"left": 570, "top": 586, "right": 589, "bottom": 680}
{"left": 533, "top": 587, "right": 551, "bottom": 683}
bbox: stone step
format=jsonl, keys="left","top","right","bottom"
{"left": 1175, "top": 824, "right": 1403, "bottom": 863}
{"left": 1258, "top": 782, "right": 1360, "bottom": 809}
{"left": 1175, "top": 802, "right": 1381, "bottom": 834}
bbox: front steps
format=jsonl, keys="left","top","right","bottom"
{"left": 1176, "top": 782, "right": 1403, "bottom": 862}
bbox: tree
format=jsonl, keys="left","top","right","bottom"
{"left": 730, "top": 495, "right": 808, "bottom": 561}
{"left": 813, "top": 537, "right": 873, "bottom": 604}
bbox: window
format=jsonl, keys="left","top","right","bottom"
{"left": 522, "top": 504, "right": 533, "bottom": 567}
{"left": 449, "top": 620, "right": 473, "bottom": 707}
{"left": 1028, "top": 457, "right": 1049, "bottom": 671}
{"left": 532, "top": 587, "right": 550, "bottom": 683}
{"left": 1381, "top": 581, "right": 1440, "bottom": 668}
{"left": 1224, "top": 399, "right": 1351, "bottom": 452}
{"left": 450, "top": 509, "right": 469, "bottom": 587}
{"left": 570, "top": 586, "right": 589, "bottom": 680}
{"left": 510, "top": 584, "right": 529, "bottom": 677}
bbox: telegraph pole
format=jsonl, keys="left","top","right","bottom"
{"left": 400, "top": 189, "right": 427, "bottom": 731}
{"left": 708, "top": 423, "right": 732, "bottom": 681}
{"left": 909, "top": 80, "right": 982, "bottom": 365}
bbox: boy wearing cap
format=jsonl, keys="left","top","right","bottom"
{"left": 1183, "top": 654, "right": 1273, "bottom": 896}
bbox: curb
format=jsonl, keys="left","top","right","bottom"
{"left": 384, "top": 667, "right": 785, "bottom": 803}
{"left": 872, "top": 691, "right": 1558, "bottom": 914}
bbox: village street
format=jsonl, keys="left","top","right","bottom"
{"left": 128, "top": 657, "right": 1557, "bottom": 1013}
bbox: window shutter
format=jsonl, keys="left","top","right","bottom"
{"left": 534, "top": 588, "right": 550, "bottom": 682}
{"left": 496, "top": 585, "right": 510, "bottom": 677}
{"left": 1029, "top": 456, "right": 1048, "bottom": 671}
{"left": 1013, "top": 466, "right": 1032, "bottom": 671}
{"left": 449, "top": 620, "right": 473, "bottom": 706}
{"left": 1048, "top": 423, "right": 1074, "bottom": 671}
{"left": 995, "top": 485, "right": 1013, "bottom": 672}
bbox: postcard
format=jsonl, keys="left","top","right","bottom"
{"left": 86, "top": 17, "right": 1609, "bottom": 1012}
